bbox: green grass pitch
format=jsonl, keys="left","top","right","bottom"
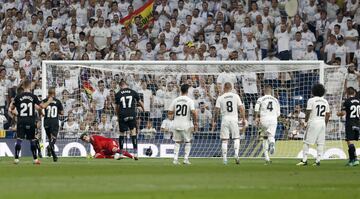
{"left": 0, "top": 157, "right": 359, "bottom": 199}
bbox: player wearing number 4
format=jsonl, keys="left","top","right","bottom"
{"left": 42, "top": 87, "right": 64, "bottom": 162}
{"left": 337, "top": 87, "right": 360, "bottom": 166}
{"left": 255, "top": 84, "right": 280, "bottom": 165}
{"left": 213, "top": 82, "right": 246, "bottom": 165}
{"left": 168, "top": 84, "right": 198, "bottom": 165}
{"left": 297, "top": 84, "right": 330, "bottom": 166}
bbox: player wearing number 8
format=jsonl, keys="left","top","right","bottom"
{"left": 297, "top": 84, "right": 330, "bottom": 166}
{"left": 213, "top": 82, "right": 246, "bottom": 165}
{"left": 254, "top": 84, "right": 280, "bottom": 164}
{"left": 42, "top": 87, "right": 64, "bottom": 162}
{"left": 168, "top": 84, "right": 197, "bottom": 165}
{"left": 337, "top": 87, "right": 360, "bottom": 166}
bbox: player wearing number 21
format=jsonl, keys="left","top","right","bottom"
{"left": 337, "top": 87, "right": 360, "bottom": 166}
{"left": 168, "top": 84, "right": 198, "bottom": 165}
{"left": 9, "top": 80, "right": 53, "bottom": 164}
{"left": 255, "top": 84, "right": 280, "bottom": 165}
{"left": 213, "top": 82, "right": 246, "bottom": 165}
{"left": 297, "top": 84, "right": 330, "bottom": 166}
{"left": 42, "top": 87, "right": 64, "bottom": 162}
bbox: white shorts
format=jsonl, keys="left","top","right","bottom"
{"left": 173, "top": 128, "right": 192, "bottom": 142}
{"left": 220, "top": 119, "right": 240, "bottom": 139}
{"left": 304, "top": 121, "right": 325, "bottom": 145}
{"left": 260, "top": 120, "right": 277, "bottom": 138}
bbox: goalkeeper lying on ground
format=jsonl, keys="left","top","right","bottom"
{"left": 80, "top": 133, "right": 137, "bottom": 160}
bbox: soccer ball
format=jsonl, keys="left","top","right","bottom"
{"left": 114, "top": 153, "right": 121, "bottom": 160}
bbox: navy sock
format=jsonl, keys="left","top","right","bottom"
{"left": 349, "top": 144, "right": 356, "bottom": 161}
{"left": 131, "top": 136, "right": 138, "bottom": 152}
{"left": 30, "top": 140, "right": 38, "bottom": 160}
{"left": 119, "top": 136, "right": 125, "bottom": 150}
{"left": 15, "top": 139, "right": 22, "bottom": 159}
{"left": 50, "top": 139, "right": 57, "bottom": 157}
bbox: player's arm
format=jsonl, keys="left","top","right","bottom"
{"left": 138, "top": 100, "right": 145, "bottom": 112}
{"left": 58, "top": 102, "right": 64, "bottom": 115}
{"left": 212, "top": 107, "right": 220, "bottom": 131}
{"left": 305, "top": 110, "right": 311, "bottom": 123}
{"left": 167, "top": 100, "right": 175, "bottom": 120}
{"left": 337, "top": 101, "right": 346, "bottom": 117}
{"left": 39, "top": 97, "right": 54, "bottom": 109}
{"left": 191, "top": 103, "right": 198, "bottom": 132}
{"left": 254, "top": 99, "right": 261, "bottom": 125}
{"left": 325, "top": 103, "right": 331, "bottom": 125}
{"left": 237, "top": 95, "right": 246, "bottom": 126}
{"left": 8, "top": 99, "right": 17, "bottom": 116}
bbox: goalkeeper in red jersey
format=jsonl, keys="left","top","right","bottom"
{"left": 80, "top": 133, "right": 137, "bottom": 160}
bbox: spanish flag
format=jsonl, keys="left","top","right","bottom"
{"left": 120, "top": 0, "right": 155, "bottom": 30}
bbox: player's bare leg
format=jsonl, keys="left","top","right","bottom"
{"left": 173, "top": 141, "right": 181, "bottom": 165}
{"left": 14, "top": 139, "right": 22, "bottom": 164}
{"left": 221, "top": 139, "right": 228, "bottom": 165}
{"left": 130, "top": 128, "right": 138, "bottom": 159}
{"left": 233, "top": 138, "right": 240, "bottom": 164}
{"left": 183, "top": 141, "right": 191, "bottom": 165}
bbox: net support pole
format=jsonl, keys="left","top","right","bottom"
{"left": 319, "top": 61, "right": 325, "bottom": 84}
{"left": 41, "top": 61, "right": 48, "bottom": 157}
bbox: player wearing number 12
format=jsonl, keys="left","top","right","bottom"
{"left": 337, "top": 87, "right": 360, "bottom": 166}
{"left": 168, "top": 84, "right": 198, "bottom": 165}
{"left": 213, "top": 82, "right": 246, "bottom": 165}
{"left": 254, "top": 84, "right": 280, "bottom": 164}
{"left": 42, "top": 87, "right": 64, "bottom": 162}
{"left": 297, "top": 84, "right": 330, "bottom": 166}
{"left": 115, "top": 80, "right": 144, "bottom": 159}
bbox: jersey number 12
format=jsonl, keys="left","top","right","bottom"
{"left": 316, "top": 105, "right": 326, "bottom": 117}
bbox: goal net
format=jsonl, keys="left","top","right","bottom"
{"left": 40, "top": 60, "right": 346, "bottom": 159}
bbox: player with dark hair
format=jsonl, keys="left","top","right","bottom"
{"left": 337, "top": 87, "right": 360, "bottom": 166}
{"left": 168, "top": 84, "right": 197, "bottom": 165}
{"left": 42, "top": 87, "right": 64, "bottom": 162}
{"left": 297, "top": 83, "right": 330, "bottom": 166}
{"left": 115, "top": 80, "right": 144, "bottom": 159}
{"left": 9, "top": 80, "right": 52, "bottom": 164}
{"left": 79, "top": 133, "right": 135, "bottom": 159}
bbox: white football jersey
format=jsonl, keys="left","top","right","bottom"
{"left": 168, "top": 95, "right": 195, "bottom": 130}
{"left": 254, "top": 95, "right": 280, "bottom": 121}
{"left": 306, "top": 97, "right": 330, "bottom": 122}
{"left": 215, "top": 92, "right": 243, "bottom": 119}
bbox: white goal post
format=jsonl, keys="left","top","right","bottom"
{"left": 41, "top": 60, "right": 346, "bottom": 159}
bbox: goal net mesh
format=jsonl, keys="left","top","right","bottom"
{"left": 42, "top": 61, "right": 345, "bottom": 159}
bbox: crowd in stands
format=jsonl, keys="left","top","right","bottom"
{"left": 0, "top": 0, "right": 359, "bottom": 140}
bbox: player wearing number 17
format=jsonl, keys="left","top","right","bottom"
{"left": 254, "top": 84, "right": 280, "bottom": 165}
{"left": 168, "top": 84, "right": 197, "bottom": 165}
{"left": 115, "top": 80, "right": 144, "bottom": 159}
{"left": 42, "top": 87, "right": 64, "bottom": 162}
{"left": 213, "top": 82, "right": 246, "bottom": 165}
{"left": 297, "top": 84, "right": 330, "bottom": 166}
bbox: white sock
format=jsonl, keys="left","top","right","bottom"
{"left": 316, "top": 144, "right": 324, "bottom": 163}
{"left": 263, "top": 139, "right": 269, "bottom": 161}
{"left": 174, "top": 143, "right": 180, "bottom": 161}
{"left": 222, "top": 140, "right": 228, "bottom": 162}
{"left": 234, "top": 139, "right": 240, "bottom": 158}
{"left": 302, "top": 143, "right": 309, "bottom": 162}
{"left": 184, "top": 142, "right": 191, "bottom": 160}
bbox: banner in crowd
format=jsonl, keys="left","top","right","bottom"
{"left": 120, "top": 0, "right": 154, "bottom": 30}
{"left": 0, "top": 139, "right": 350, "bottom": 159}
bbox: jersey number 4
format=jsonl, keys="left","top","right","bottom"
{"left": 20, "top": 102, "right": 33, "bottom": 117}
{"left": 267, "top": 102, "right": 273, "bottom": 111}
{"left": 176, "top": 104, "right": 188, "bottom": 116}
{"left": 316, "top": 105, "right": 326, "bottom": 117}
{"left": 120, "top": 96, "right": 133, "bottom": 108}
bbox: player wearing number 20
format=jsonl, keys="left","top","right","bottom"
{"left": 213, "top": 82, "right": 246, "bottom": 165}
{"left": 297, "top": 84, "right": 330, "bottom": 166}
{"left": 168, "top": 84, "right": 197, "bottom": 165}
{"left": 42, "top": 87, "right": 64, "bottom": 162}
{"left": 337, "top": 87, "right": 360, "bottom": 166}
{"left": 254, "top": 84, "right": 280, "bottom": 164}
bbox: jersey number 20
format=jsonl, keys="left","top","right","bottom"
{"left": 350, "top": 105, "right": 360, "bottom": 119}
{"left": 176, "top": 104, "right": 188, "bottom": 116}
